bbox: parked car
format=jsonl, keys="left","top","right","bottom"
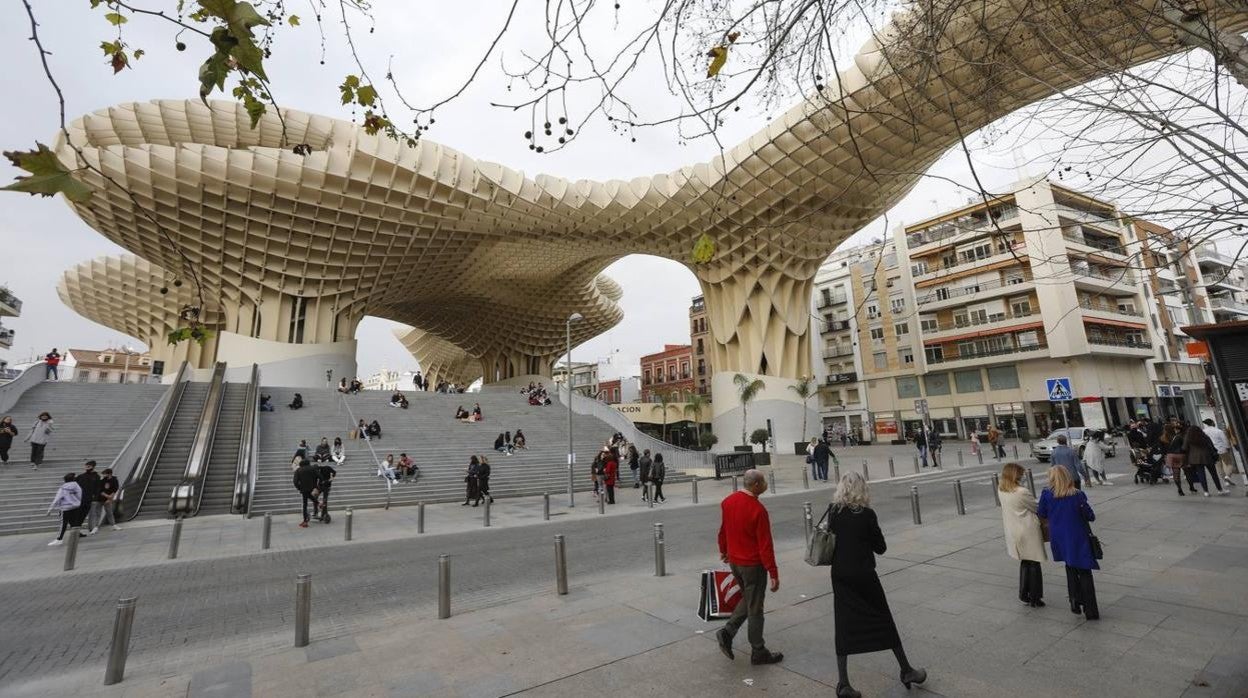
{"left": 1031, "top": 427, "right": 1118, "bottom": 462}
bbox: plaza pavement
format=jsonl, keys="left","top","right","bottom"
{"left": 3, "top": 449, "right": 1248, "bottom": 697}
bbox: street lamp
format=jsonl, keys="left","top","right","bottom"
{"left": 565, "top": 312, "right": 584, "bottom": 507}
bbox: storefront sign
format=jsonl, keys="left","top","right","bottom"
{"left": 826, "top": 371, "right": 857, "bottom": 385}
{"left": 874, "top": 418, "right": 899, "bottom": 436}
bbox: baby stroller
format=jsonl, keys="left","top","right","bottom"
{"left": 1130, "top": 446, "right": 1165, "bottom": 484}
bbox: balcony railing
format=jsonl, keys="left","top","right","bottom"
{"left": 905, "top": 205, "right": 1020, "bottom": 248}
{"left": 1209, "top": 296, "right": 1248, "bottom": 314}
{"left": 826, "top": 371, "right": 858, "bottom": 385}
{"left": 1070, "top": 264, "right": 1135, "bottom": 285}
{"left": 823, "top": 346, "right": 854, "bottom": 359}
{"left": 0, "top": 289, "right": 20, "bottom": 314}
{"left": 1087, "top": 335, "right": 1151, "bottom": 350}
{"left": 1078, "top": 300, "right": 1143, "bottom": 317}
{"left": 0, "top": 328, "right": 12, "bottom": 348}
{"left": 1194, "top": 245, "right": 1235, "bottom": 268}
{"left": 913, "top": 242, "right": 1026, "bottom": 277}
{"left": 1062, "top": 229, "right": 1126, "bottom": 255}
{"left": 916, "top": 274, "right": 1034, "bottom": 305}
{"left": 934, "top": 308, "right": 1040, "bottom": 332}
{"left": 1055, "top": 204, "right": 1119, "bottom": 228}
{"left": 817, "top": 293, "right": 848, "bottom": 308}
{"left": 927, "top": 340, "right": 1048, "bottom": 365}
{"left": 821, "top": 319, "right": 851, "bottom": 333}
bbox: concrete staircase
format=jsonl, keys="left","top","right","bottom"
{"left": 249, "top": 388, "right": 687, "bottom": 515}
{"left": 130, "top": 383, "right": 210, "bottom": 520}
{"left": 198, "top": 382, "right": 248, "bottom": 516}
{"left": 0, "top": 381, "right": 167, "bottom": 535}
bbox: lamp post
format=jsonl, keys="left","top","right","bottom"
{"left": 566, "top": 312, "right": 583, "bottom": 507}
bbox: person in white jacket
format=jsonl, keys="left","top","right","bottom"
{"left": 998, "top": 463, "right": 1047, "bottom": 607}
{"left": 1082, "top": 432, "right": 1112, "bottom": 485}
{"left": 1203, "top": 419, "right": 1236, "bottom": 488}
{"left": 25, "top": 412, "right": 53, "bottom": 469}
{"left": 46, "top": 472, "right": 84, "bottom": 546}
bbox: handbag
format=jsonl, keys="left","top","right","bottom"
{"left": 805, "top": 505, "right": 837, "bottom": 566}
{"left": 1082, "top": 513, "right": 1104, "bottom": 560}
{"left": 697, "top": 568, "right": 741, "bottom": 621}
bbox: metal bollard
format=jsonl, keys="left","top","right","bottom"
{"left": 385, "top": 488, "right": 391, "bottom": 510}
{"left": 954, "top": 480, "right": 966, "bottom": 515}
{"left": 261, "top": 512, "right": 272, "bottom": 550}
{"left": 483, "top": 498, "right": 491, "bottom": 527}
{"left": 692, "top": 479, "right": 699, "bottom": 503}
{"left": 649, "top": 489, "right": 654, "bottom": 509}
{"left": 910, "top": 486, "right": 922, "bottom": 524}
{"left": 958, "top": 451, "right": 964, "bottom": 468}
{"left": 294, "top": 573, "right": 311, "bottom": 647}
{"left": 802, "top": 468, "right": 809, "bottom": 490}
{"left": 168, "top": 516, "right": 183, "bottom": 560}
{"left": 834, "top": 463, "right": 841, "bottom": 483}
{"left": 913, "top": 454, "right": 920, "bottom": 473}
{"left": 991, "top": 474, "right": 1001, "bottom": 507}
{"left": 653, "top": 523, "right": 666, "bottom": 577}
{"left": 598, "top": 490, "right": 605, "bottom": 515}
{"left": 977, "top": 450, "right": 984, "bottom": 465}
{"left": 803, "top": 502, "right": 814, "bottom": 547}
{"left": 102, "top": 597, "right": 137, "bottom": 685}
{"left": 438, "top": 555, "right": 451, "bottom": 619}
{"left": 732, "top": 476, "right": 739, "bottom": 492}
{"left": 64, "top": 526, "right": 81, "bottom": 571}
{"left": 543, "top": 492, "right": 550, "bottom": 521}
{"left": 769, "top": 470, "right": 777, "bottom": 494}
{"left": 1026, "top": 468, "right": 1036, "bottom": 497}
{"left": 344, "top": 508, "right": 353, "bottom": 541}
{"left": 554, "top": 535, "right": 568, "bottom": 595}
{"left": 888, "top": 457, "right": 895, "bottom": 478}
{"left": 418, "top": 502, "right": 426, "bottom": 533}
{"left": 861, "top": 459, "right": 869, "bottom": 481}
{"left": 1012, "top": 444, "right": 1019, "bottom": 459}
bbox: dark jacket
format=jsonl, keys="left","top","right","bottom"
{"left": 651, "top": 458, "right": 666, "bottom": 482}
{"left": 826, "top": 505, "right": 886, "bottom": 577}
{"left": 76, "top": 471, "right": 102, "bottom": 504}
{"left": 0, "top": 422, "right": 16, "bottom": 449}
{"left": 639, "top": 455, "right": 653, "bottom": 482}
{"left": 293, "top": 464, "right": 319, "bottom": 493}
{"left": 316, "top": 464, "right": 337, "bottom": 489}
{"left": 813, "top": 442, "right": 831, "bottom": 466}
{"left": 99, "top": 475, "right": 119, "bottom": 502}
{"left": 1184, "top": 427, "right": 1216, "bottom": 466}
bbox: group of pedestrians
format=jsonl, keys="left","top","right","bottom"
{"left": 462, "top": 455, "right": 493, "bottom": 506}
{"left": 589, "top": 435, "right": 667, "bottom": 505}
{"left": 292, "top": 454, "right": 336, "bottom": 527}
{"left": 805, "top": 436, "right": 838, "bottom": 481}
{"left": 46, "top": 459, "right": 121, "bottom": 545}
{"left": 0, "top": 412, "right": 54, "bottom": 469}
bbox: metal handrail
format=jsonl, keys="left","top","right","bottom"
{"left": 106, "top": 388, "right": 173, "bottom": 486}
{"left": 556, "top": 383, "right": 714, "bottom": 472}
{"left": 238, "top": 364, "right": 260, "bottom": 516}
{"left": 171, "top": 362, "right": 228, "bottom": 516}
{"left": 117, "top": 361, "right": 190, "bottom": 521}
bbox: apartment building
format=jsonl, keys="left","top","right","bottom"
{"left": 597, "top": 376, "right": 640, "bottom": 403}
{"left": 553, "top": 361, "right": 599, "bottom": 397}
{"left": 813, "top": 244, "right": 875, "bottom": 440}
{"left": 0, "top": 286, "right": 18, "bottom": 351}
{"left": 640, "top": 344, "right": 694, "bottom": 402}
{"left": 69, "top": 347, "right": 154, "bottom": 383}
{"left": 689, "top": 295, "right": 712, "bottom": 396}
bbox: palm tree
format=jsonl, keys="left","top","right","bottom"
{"left": 733, "top": 373, "right": 766, "bottom": 446}
{"left": 788, "top": 376, "right": 818, "bottom": 442}
{"left": 652, "top": 390, "right": 679, "bottom": 443}
{"left": 683, "top": 392, "right": 710, "bottom": 446}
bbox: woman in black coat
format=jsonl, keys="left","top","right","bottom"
{"left": 826, "top": 471, "right": 926, "bottom": 697}
{"left": 0, "top": 415, "right": 17, "bottom": 465}
{"left": 1184, "top": 424, "right": 1224, "bottom": 496}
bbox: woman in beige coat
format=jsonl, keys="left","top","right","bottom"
{"left": 999, "top": 463, "right": 1047, "bottom": 607}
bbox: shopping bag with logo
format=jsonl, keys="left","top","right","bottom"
{"left": 698, "top": 568, "right": 742, "bottom": 621}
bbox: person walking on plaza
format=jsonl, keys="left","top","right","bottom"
{"left": 315, "top": 459, "right": 336, "bottom": 523}
{"left": 825, "top": 471, "right": 926, "bottom": 697}
{"left": 927, "top": 428, "right": 943, "bottom": 468}
{"left": 913, "top": 427, "right": 929, "bottom": 468}
{"left": 988, "top": 424, "right": 1004, "bottom": 459}
{"left": 998, "top": 463, "right": 1046, "bottom": 607}
{"left": 1049, "top": 435, "right": 1082, "bottom": 488}
{"left": 1184, "top": 424, "right": 1223, "bottom": 496}
{"left": 46, "top": 472, "right": 84, "bottom": 546}
{"left": 651, "top": 453, "right": 667, "bottom": 503}
{"left": 715, "top": 469, "right": 783, "bottom": 666}
{"left": 1038, "top": 466, "right": 1100, "bottom": 620}
{"left": 1082, "top": 431, "right": 1111, "bottom": 486}
{"left": 463, "top": 456, "right": 483, "bottom": 507}
{"left": 44, "top": 348, "right": 61, "bottom": 380}
{"left": 25, "top": 412, "right": 53, "bottom": 469}
{"left": 1162, "top": 423, "right": 1193, "bottom": 496}
{"left": 293, "top": 459, "right": 319, "bottom": 528}
{"left": 639, "top": 448, "right": 653, "bottom": 502}
{"left": 1203, "top": 419, "right": 1237, "bottom": 488}
{"left": 478, "top": 455, "right": 494, "bottom": 504}
{"left": 0, "top": 415, "right": 17, "bottom": 466}
{"left": 603, "top": 450, "right": 618, "bottom": 504}
{"left": 97, "top": 467, "right": 121, "bottom": 532}
{"left": 76, "top": 460, "right": 103, "bottom": 535}
{"left": 628, "top": 445, "right": 640, "bottom": 488}
{"left": 813, "top": 438, "right": 831, "bottom": 481}
{"left": 970, "top": 428, "right": 981, "bottom": 457}
{"left": 806, "top": 438, "right": 819, "bottom": 482}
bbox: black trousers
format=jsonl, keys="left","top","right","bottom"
{"left": 318, "top": 487, "right": 330, "bottom": 518}
{"left": 300, "top": 491, "right": 317, "bottom": 522}
{"left": 1192, "top": 462, "right": 1222, "bottom": 492}
{"left": 30, "top": 442, "right": 46, "bottom": 465}
{"left": 1064, "top": 565, "right": 1099, "bottom": 619}
{"left": 652, "top": 480, "right": 665, "bottom": 501}
{"left": 606, "top": 484, "right": 615, "bottom": 504}
{"left": 1019, "top": 560, "right": 1043, "bottom": 602}
{"left": 0, "top": 442, "right": 9, "bottom": 462}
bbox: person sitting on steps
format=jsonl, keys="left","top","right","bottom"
{"left": 288, "top": 393, "right": 304, "bottom": 410}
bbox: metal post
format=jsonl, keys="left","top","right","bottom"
{"left": 802, "top": 468, "right": 809, "bottom": 490}
{"left": 913, "top": 454, "right": 920, "bottom": 473}
{"left": 294, "top": 573, "right": 311, "bottom": 647}
{"left": 1026, "top": 468, "right": 1036, "bottom": 497}
{"left": 64, "top": 526, "right": 80, "bottom": 571}
{"left": 598, "top": 489, "right": 605, "bottom": 514}
{"left": 102, "top": 597, "right": 136, "bottom": 685}
{"left": 888, "top": 457, "right": 895, "bottom": 478}
{"left": 861, "top": 459, "right": 869, "bottom": 481}
{"left": 261, "top": 512, "right": 272, "bottom": 550}
{"left": 954, "top": 480, "right": 966, "bottom": 515}
{"left": 554, "top": 535, "right": 568, "bottom": 595}
{"left": 958, "top": 451, "right": 964, "bottom": 468}
{"left": 769, "top": 470, "right": 777, "bottom": 494}
{"left": 167, "top": 516, "right": 183, "bottom": 560}
{"left": 543, "top": 492, "right": 550, "bottom": 521}
{"left": 653, "top": 523, "right": 666, "bottom": 577}
{"left": 385, "top": 489, "right": 391, "bottom": 510}
{"left": 648, "top": 489, "right": 654, "bottom": 509}
{"left": 438, "top": 555, "right": 451, "bottom": 619}
{"left": 1012, "top": 443, "right": 1019, "bottom": 459}
{"left": 692, "top": 479, "right": 699, "bottom": 503}
{"left": 483, "top": 497, "right": 491, "bottom": 527}
{"left": 344, "top": 508, "right": 353, "bottom": 541}
{"left": 803, "top": 502, "right": 814, "bottom": 547}
{"left": 910, "top": 486, "right": 921, "bottom": 524}
{"left": 834, "top": 463, "right": 841, "bottom": 482}
{"left": 991, "top": 474, "right": 1001, "bottom": 507}
{"left": 731, "top": 475, "right": 738, "bottom": 492}
{"left": 418, "top": 501, "right": 425, "bottom": 533}
{"left": 566, "top": 318, "right": 575, "bottom": 508}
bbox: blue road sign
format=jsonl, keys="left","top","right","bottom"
{"left": 1046, "top": 377, "right": 1073, "bottom": 402}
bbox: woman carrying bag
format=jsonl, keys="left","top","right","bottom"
{"left": 998, "top": 463, "right": 1046, "bottom": 607}
{"left": 819, "top": 472, "right": 926, "bottom": 697}
{"left": 1038, "top": 465, "right": 1101, "bottom": 620}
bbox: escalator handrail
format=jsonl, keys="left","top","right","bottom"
{"left": 237, "top": 364, "right": 260, "bottom": 516}
{"left": 117, "top": 361, "right": 191, "bottom": 521}
{"left": 172, "top": 362, "right": 228, "bottom": 516}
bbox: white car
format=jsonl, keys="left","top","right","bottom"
{"left": 1031, "top": 427, "right": 1118, "bottom": 462}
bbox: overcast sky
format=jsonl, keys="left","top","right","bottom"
{"left": 0, "top": 1, "right": 1036, "bottom": 379}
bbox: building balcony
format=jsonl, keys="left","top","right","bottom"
{"left": 826, "top": 371, "right": 858, "bottom": 385}
{"left": 1194, "top": 244, "right": 1235, "bottom": 269}
{"left": 1209, "top": 296, "right": 1248, "bottom": 316}
{"left": 915, "top": 274, "right": 1034, "bottom": 309}
{"left": 0, "top": 288, "right": 20, "bottom": 318}
{"left": 1086, "top": 335, "right": 1154, "bottom": 357}
{"left": 911, "top": 245, "right": 1027, "bottom": 282}
{"left": 922, "top": 309, "right": 1040, "bottom": 342}
{"left": 1078, "top": 300, "right": 1144, "bottom": 324}
{"left": 906, "top": 206, "right": 1020, "bottom": 254}
{"left": 1062, "top": 228, "right": 1127, "bottom": 257}
{"left": 816, "top": 293, "right": 848, "bottom": 309}
{"left": 0, "top": 326, "right": 11, "bottom": 349}
{"left": 1070, "top": 264, "right": 1137, "bottom": 293}
{"left": 823, "top": 345, "right": 854, "bottom": 360}
{"left": 1203, "top": 271, "right": 1246, "bottom": 293}
{"left": 926, "top": 340, "right": 1049, "bottom": 368}
{"left": 1054, "top": 204, "right": 1121, "bottom": 229}
{"left": 820, "top": 319, "right": 852, "bottom": 334}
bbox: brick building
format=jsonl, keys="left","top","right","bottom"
{"left": 640, "top": 344, "right": 694, "bottom": 402}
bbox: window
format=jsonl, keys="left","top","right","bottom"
{"left": 987, "top": 365, "right": 1020, "bottom": 389}
{"left": 919, "top": 315, "right": 939, "bottom": 333}
{"left": 1116, "top": 302, "right": 1136, "bottom": 315}
{"left": 118, "top": 372, "right": 128, "bottom": 384}
{"left": 644, "top": 369, "right": 651, "bottom": 384}
{"left": 924, "top": 373, "right": 951, "bottom": 396}
{"left": 102, "top": 355, "right": 113, "bottom": 364}
{"left": 866, "top": 304, "right": 880, "bottom": 319}
{"left": 935, "top": 287, "right": 950, "bottom": 301}
{"left": 681, "top": 362, "right": 690, "bottom": 379}
{"left": 1017, "top": 331, "right": 1041, "bottom": 348}
{"left": 1005, "top": 270, "right": 1026, "bottom": 285}
{"left": 911, "top": 261, "right": 928, "bottom": 276}
{"left": 869, "top": 327, "right": 885, "bottom": 341}
{"left": 657, "top": 370, "right": 665, "bottom": 383}
{"left": 895, "top": 376, "right": 921, "bottom": 398}
{"left": 873, "top": 352, "right": 888, "bottom": 370}
{"left": 924, "top": 346, "right": 944, "bottom": 363}
{"left": 846, "top": 388, "right": 860, "bottom": 403}
{"left": 899, "top": 346, "right": 914, "bottom": 365}
{"left": 890, "top": 297, "right": 906, "bottom": 314}
{"left": 1009, "top": 297, "right": 1032, "bottom": 317}
{"left": 954, "top": 369, "right": 983, "bottom": 393}
{"left": 76, "top": 371, "right": 91, "bottom": 382}
{"left": 894, "top": 322, "right": 909, "bottom": 336}
{"left": 98, "top": 371, "right": 110, "bottom": 383}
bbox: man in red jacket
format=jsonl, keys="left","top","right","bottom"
{"left": 716, "top": 469, "right": 783, "bottom": 665}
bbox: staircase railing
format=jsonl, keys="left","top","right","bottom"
{"left": 554, "top": 383, "right": 714, "bottom": 472}
{"left": 116, "top": 361, "right": 190, "bottom": 521}
{"left": 339, "top": 393, "right": 390, "bottom": 504}
{"left": 237, "top": 364, "right": 260, "bottom": 516}
{"left": 0, "top": 365, "right": 46, "bottom": 415}
{"left": 171, "top": 362, "right": 227, "bottom": 516}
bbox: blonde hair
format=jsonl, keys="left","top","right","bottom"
{"left": 999, "top": 463, "right": 1025, "bottom": 493}
{"left": 832, "top": 471, "right": 870, "bottom": 510}
{"left": 1047, "top": 465, "right": 1077, "bottom": 498}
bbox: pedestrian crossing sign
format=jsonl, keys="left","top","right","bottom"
{"left": 1046, "top": 377, "right": 1073, "bottom": 402}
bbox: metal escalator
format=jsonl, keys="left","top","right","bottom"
{"left": 194, "top": 382, "right": 248, "bottom": 515}
{"left": 127, "top": 381, "right": 213, "bottom": 520}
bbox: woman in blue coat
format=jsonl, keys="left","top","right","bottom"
{"left": 1037, "top": 465, "right": 1100, "bottom": 620}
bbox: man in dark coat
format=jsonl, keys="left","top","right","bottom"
{"left": 293, "top": 459, "right": 319, "bottom": 528}
{"left": 813, "top": 440, "right": 831, "bottom": 481}
{"left": 639, "top": 449, "right": 653, "bottom": 501}
{"left": 315, "top": 461, "right": 337, "bottom": 522}
{"left": 76, "top": 460, "right": 103, "bottom": 535}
